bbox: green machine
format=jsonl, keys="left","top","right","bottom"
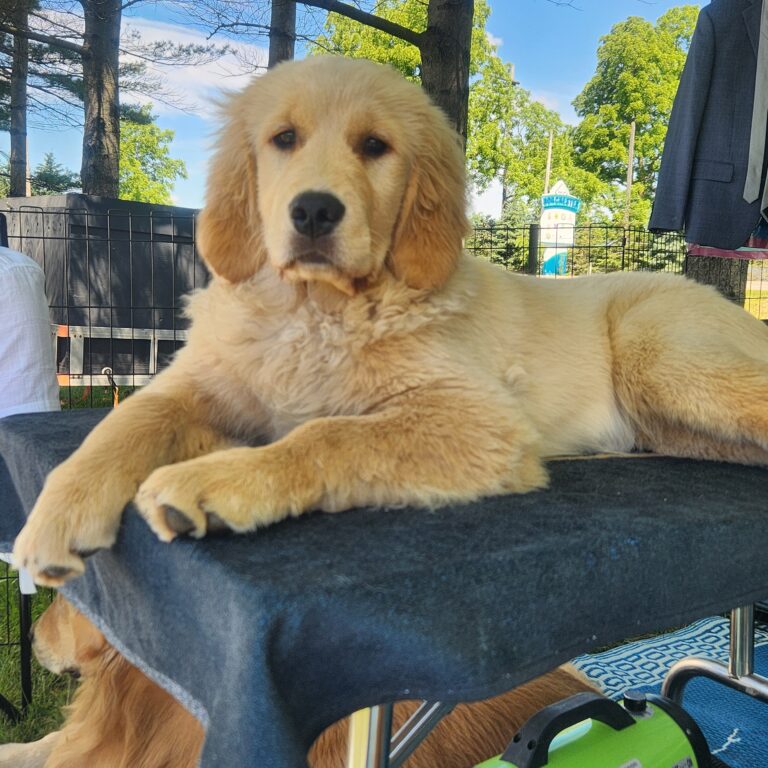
{"left": 475, "top": 691, "right": 713, "bottom": 768}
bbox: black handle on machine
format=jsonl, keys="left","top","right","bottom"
{"left": 500, "top": 691, "right": 636, "bottom": 768}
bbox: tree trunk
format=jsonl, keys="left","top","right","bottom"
{"left": 269, "top": 0, "right": 296, "bottom": 67}
{"left": 419, "top": 0, "right": 473, "bottom": 148}
{"left": 684, "top": 254, "right": 750, "bottom": 305}
{"left": 80, "top": 0, "right": 121, "bottom": 198}
{"left": 9, "top": 0, "right": 30, "bottom": 197}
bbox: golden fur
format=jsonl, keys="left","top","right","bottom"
{"left": 0, "top": 596, "right": 593, "bottom": 768}
{"left": 12, "top": 55, "right": 768, "bottom": 586}
{"left": 0, "top": 595, "right": 204, "bottom": 768}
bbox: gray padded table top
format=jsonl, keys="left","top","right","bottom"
{"left": 1, "top": 409, "right": 767, "bottom": 767}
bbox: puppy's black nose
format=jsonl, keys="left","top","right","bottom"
{"left": 290, "top": 192, "right": 345, "bottom": 238}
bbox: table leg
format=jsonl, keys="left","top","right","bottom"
{"left": 389, "top": 701, "right": 455, "bottom": 768}
{"left": 346, "top": 705, "right": 393, "bottom": 768}
{"left": 662, "top": 604, "right": 768, "bottom": 704}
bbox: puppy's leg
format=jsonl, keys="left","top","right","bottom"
{"left": 0, "top": 732, "right": 60, "bottom": 768}
{"left": 13, "top": 381, "right": 236, "bottom": 586}
{"left": 613, "top": 295, "right": 768, "bottom": 463}
{"left": 136, "top": 388, "right": 547, "bottom": 540}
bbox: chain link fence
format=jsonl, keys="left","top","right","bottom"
{"left": 466, "top": 223, "right": 768, "bottom": 320}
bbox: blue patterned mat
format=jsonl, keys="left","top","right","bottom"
{"left": 572, "top": 618, "right": 768, "bottom": 767}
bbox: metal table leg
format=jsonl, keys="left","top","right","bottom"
{"left": 389, "top": 701, "right": 455, "bottom": 768}
{"left": 346, "top": 701, "right": 455, "bottom": 768}
{"left": 347, "top": 705, "right": 393, "bottom": 768}
{"left": 662, "top": 604, "right": 768, "bottom": 705}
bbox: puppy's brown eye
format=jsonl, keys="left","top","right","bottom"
{"left": 273, "top": 130, "right": 296, "bottom": 150}
{"left": 362, "top": 136, "right": 389, "bottom": 158}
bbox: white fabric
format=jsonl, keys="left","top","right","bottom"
{"left": 0, "top": 554, "right": 36, "bottom": 594}
{"left": 0, "top": 246, "right": 60, "bottom": 419}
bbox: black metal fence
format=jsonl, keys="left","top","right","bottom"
{"left": 467, "top": 223, "right": 768, "bottom": 321}
{"left": 467, "top": 223, "right": 688, "bottom": 275}
{"left": 2, "top": 201, "right": 205, "bottom": 407}
{"left": 2, "top": 205, "right": 768, "bottom": 405}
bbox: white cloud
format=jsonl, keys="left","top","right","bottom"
{"left": 530, "top": 90, "right": 579, "bottom": 125}
{"left": 486, "top": 31, "right": 503, "bottom": 49}
{"left": 471, "top": 180, "right": 503, "bottom": 219}
{"left": 122, "top": 17, "right": 268, "bottom": 118}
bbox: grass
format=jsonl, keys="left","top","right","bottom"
{"left": 59, "top": 385, "right": 136, "bottom": 410}
{"left": 744, "top": 289, "right": 768, "bottom": 320}
{"left": 0, "top": 569, "right": 69, "bottom": 745}
{"left": 0, "top": 387, "right": 124, "bottom": 745}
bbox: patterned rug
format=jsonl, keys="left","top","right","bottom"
{"left": 572, "top": 617, "right": 768, "bottom": 768}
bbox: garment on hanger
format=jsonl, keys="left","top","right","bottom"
{"left": 649, "top": 0, "right": 766, "bottom": 250}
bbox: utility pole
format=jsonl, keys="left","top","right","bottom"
{"left": 624, "top": 120, "right": 636, "bottom": 229}
{"left": 543, "top": 130, "right": 553, "bottom": 195}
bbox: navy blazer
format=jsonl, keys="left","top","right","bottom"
{"left": 649, "top": 0, "right": 765, "bottom": 248}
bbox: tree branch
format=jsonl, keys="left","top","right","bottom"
{"left": 300, "top": 0, "right": 423, "bottom": 47}
{"left": 0, "top": 22, "right": 86, "bottom": 57}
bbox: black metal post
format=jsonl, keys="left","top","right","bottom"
{"left": 18, "top": 590, "right": 32, "bottom": 712}
{"left": 527, "top": 223, "right": 540, "bottom": 275}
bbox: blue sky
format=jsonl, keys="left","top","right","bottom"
{"left": 2, "top": 0, "right": 702, "bottom": 216}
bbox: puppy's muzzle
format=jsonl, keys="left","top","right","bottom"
{"left": 289, "top": 191, "right": 345, "bottom": 255}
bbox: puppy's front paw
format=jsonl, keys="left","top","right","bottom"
{"left": 135, "top": 463, "right": 217, "bottom": 542}
{"left": 12, "top": 461, "right": 131, "bottom": 586}
{"left": 135, "top": 449, "right": 320, "bottom": 542}
{"left": 13, "top": 520, "right": 86, "bottom": 587}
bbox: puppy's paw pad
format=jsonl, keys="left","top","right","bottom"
{"left": 163, "top": 506, "right": 198, "bottom": 536}
{"left": 72, "top": 547, "right": 102, "bottom": 559}
{"left": 40, "top": 565, "right": 79, "bottom": 582}
{"left": 206, "top": 511, "right": 232, "bottom": 534}
{"left": 30, "top": 556, "right": 85, "bottom": 586}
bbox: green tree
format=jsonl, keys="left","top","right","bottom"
{"left": 118, "top": 104, "right": 187, "bottom": 204}
{"left": 0, "top": 154, "right": 8, "bottom": 197}
{"left": 0, "top": 1, "right": 225, "bottom": 196}
{"left": 31, "top": 152, "right": 80, "bottom": 194}
{"left": 572, "top": 6, "right": 699, "bottom": 198}
{"left": 469, "top": 57, "right": 606, "bottom": 217}
{"left": 311, "top": 0, "right": 424, "bottom": 78}
{"left": 313, "top": 0, "right": 607, "bottom": 217}
{"left": 312, "top": 0, "right": 490, "bottom": 142}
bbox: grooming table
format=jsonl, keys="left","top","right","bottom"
{"left": 1, "top": 410, "right": 767, "bottom": 768}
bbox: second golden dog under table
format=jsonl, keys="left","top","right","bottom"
{"left": 1, "top": 409, "right": 767, "bottom": 768}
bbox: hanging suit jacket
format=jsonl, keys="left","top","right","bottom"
{"left": 649, "top": 0, "right": 766, "bottom": 248}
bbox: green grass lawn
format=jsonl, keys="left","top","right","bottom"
{"left": 59, "top": 385, "right": 136, "bottom": 410}
{"left": 0, "top": 388, "right": 125, "bottom": 745}
{"left": 0, "top": 572, "right": 69, "bottom": 745}
{"left": 745, "top": 289, "right": 768, "bottom": 320}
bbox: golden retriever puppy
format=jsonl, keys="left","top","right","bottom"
{"left": 0, "top": 596, "right": 592, "bottom": 768}
{"left": 0, "top": 594, "right": 203, "bottom": 768}
{"left": 13, "top": 55, "right": 768, "bottom": 584}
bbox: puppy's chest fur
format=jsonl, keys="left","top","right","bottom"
{"left": 188, "top": 280, "right": 445, "bottom": 440}
{"left": 258, "top": 306, "right": 382, "bottom": 430}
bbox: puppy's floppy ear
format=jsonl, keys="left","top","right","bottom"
{"left": 389, "top": 103, "right": 470, "bottom": 291}
{"left": 197, "top": 97, "right": 266, "bottom": 283}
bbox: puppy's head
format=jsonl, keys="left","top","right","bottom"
{"left": 197, "top": 56, "right": 469, "bottom": 294}
{"left": 32, "top": 594, "right": 109, "bottom": 678}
